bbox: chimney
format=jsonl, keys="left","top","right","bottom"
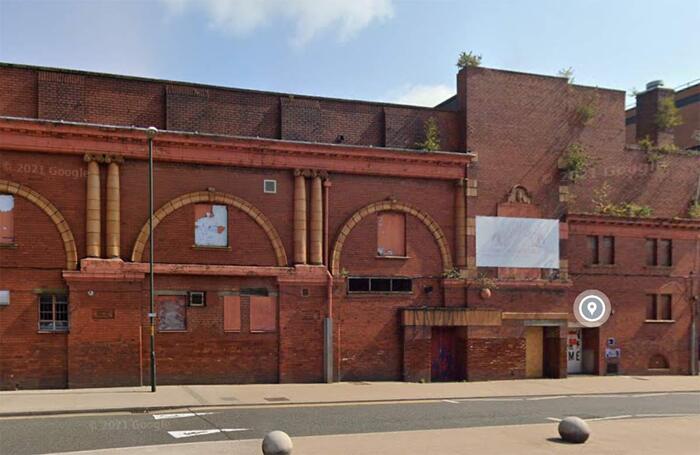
{"left": 634, "top": 80, "right": 676, "bottom": 146}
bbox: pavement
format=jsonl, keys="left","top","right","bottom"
{"left": 47, "top": 416, "right": 700, "bottom": 454}
{"left": 1, "top": 375, "right": 699, "bottom": 417}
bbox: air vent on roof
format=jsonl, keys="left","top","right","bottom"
{"left": 646, "top": 80, "right": 664, "bottom": 91}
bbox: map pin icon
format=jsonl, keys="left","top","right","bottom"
{"left": 587, "top": 301, "right": 597, "bottom": 315}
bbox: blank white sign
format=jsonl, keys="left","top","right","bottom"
{"left": 476, "top": 216, "right": 559, "bottom": 268}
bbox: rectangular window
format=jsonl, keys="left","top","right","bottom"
{"left": 38, "top": 293, "right": 68, "bottom": 332}
{"left": 347, "top": 277, "right": 413, "bottom": 294}
{"left": 647, "top": 294, "right": 673, "bottom": 321}
{"left": 659, "top": 239, "right": 672, "bottom": 267}
{"left": 223, "top": 295, "right": 241, "bottom": 332}
{"left": 250, "top": 296, "right": 276, "bottom": 332}
{"left": 646, "top": 239, "right": 658, "bottom": 266}
{"left": 157, "top": 295, "right": 187, "bottom": 331}
{"left": 587, "top": 236, "right": 599, "bottom": 265}
{"left": 194, "top": 204, "right": 228, "bottom": 247}
{"left": 0, "top": 290, "right": 9, "bottom": 306}
{"left": 0, "top": 194, "right": 14, "bottom": 244}
{"left": 601, "top": 236, "right": 615, "bottom": 265}
{"left": 377, "top": 212, "right": 405, "bottom": 257}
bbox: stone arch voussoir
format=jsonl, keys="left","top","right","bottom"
{"left": 330, "top": 200, "right": 452, "bottom": 275}
{"left": 130, "top": 191, "right": 288, "bottom": 266}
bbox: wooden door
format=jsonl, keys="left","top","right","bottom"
{"left": 525, "top": 326, "right": 544, "bottom": 378}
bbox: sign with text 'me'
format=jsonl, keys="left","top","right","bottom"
{"left": 475, "top": 216, "right": 559, "bottom": 268}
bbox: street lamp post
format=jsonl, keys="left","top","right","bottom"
{"left": 146, "top": 126, "right": 158, "bottom": 392}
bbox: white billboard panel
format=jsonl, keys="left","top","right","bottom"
{"left": 475, "top": 216, "right": 559, "bottom": 268}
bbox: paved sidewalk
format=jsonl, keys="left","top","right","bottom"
{"left": 50, "top": 416, "right": 700, "bottom": 454}
{"left": 1, "top": 375, "right": 699, "bottom": 417}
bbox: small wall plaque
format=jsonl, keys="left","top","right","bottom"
{"left": 92, "top": 309, "right": 115, "bottom": 319}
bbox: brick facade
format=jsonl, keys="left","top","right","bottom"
{"left": 0, "top": 63, "right": 697, "bottom": 389}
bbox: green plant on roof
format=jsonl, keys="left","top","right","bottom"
{"left": 560, "top": 143, "right": 591, "bottom": 182}
{"left": 416, "top": 117, "right": 441, "bottom": 152}
{"left": 655, "top": 96, "right": 683, "bottom": 131}
{"left": 638, "top": 135, "right": 680, "bottom": 165}
{"left": 456, "top": 51, "right": 482, "bottom": 69}
{"left": 689, "top": 201, "right": 700, "bottom": 219}
{"left": 592, "top": 182, "right": 653, "bottom": 218}
{"left": 558, "top": 67, "right": 574, "bottom": 83}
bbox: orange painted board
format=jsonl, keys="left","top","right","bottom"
{"left": 223, "top": 295, "right": 241, "bottom": 332}
{"left": 250, "top": 296, "right": 276, "bottom": 332}
{"left": 377, "top": 212, "right": 405, "bottom": 257}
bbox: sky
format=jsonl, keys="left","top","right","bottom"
{"left": 0, "top": 0, "right": 698, "bottom": 108}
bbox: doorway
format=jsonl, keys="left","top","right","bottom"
{"left": 431, "top": 327, "right": 458, "bottom": 381}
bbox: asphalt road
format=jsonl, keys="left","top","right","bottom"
{"left": 1, "top": 392, "right": 699, "bottom": 454}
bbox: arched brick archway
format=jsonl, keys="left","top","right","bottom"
{"left": 330, "top": 200, "right": 452, "bottom": 275}
{"left": 130, "top": 190, "right": 288, "bottom": 266}
{"left": 0, "top": 179, "right": 78, "bottom": 270}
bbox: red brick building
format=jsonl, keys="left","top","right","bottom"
{"left": 0, "top": 63, "right": 698, "bottom": 389}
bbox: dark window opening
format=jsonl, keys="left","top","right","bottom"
{"left": 240, "top": 288, "right": 269, "bottom": 296}
{"left": 646, "top": 239, "right": 658, "bottom": 266}
{"left": 39, "top": 293, "right": 68, "bottom": 332}
{"left": 348, "top": 277, "right": 413, "bottom": 294}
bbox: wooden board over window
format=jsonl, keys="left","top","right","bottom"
{"left": 223, "top": 295, "right": 241, "bottom": 332}
{"left": 157, "top": 295, "right": 187, "bottom": 331}
{"left": 377, "top": 212, "right": 405, "bottom": 257}
{"left": 0, "top": 195, "right": 14, "bottom": 244}
{"left": 250, "top": 296, "right": 276, "bottom": 332}
{"left": 194, "top": 204, "right": 228, "bottom": 247}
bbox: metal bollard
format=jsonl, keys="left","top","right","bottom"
{"left": 262, "top": 430, "right": 293, "bottom": 455}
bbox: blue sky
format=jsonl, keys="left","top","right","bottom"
{"left": 0, "top": 0, "right": 698, "bottom": 107}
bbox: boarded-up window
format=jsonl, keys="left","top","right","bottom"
{"left": 0, "top": 195, "right": 14, "bottom": 244}
{"left": 659, "top": 239, "right": 672, "bottom": 267}
{"left": 250, "top": 295, "right": 276, "bottom": 332}
{"left": 157, "top": 295, "right": 187, "bottom": 331}
{"left": 377, "top": 212, "right": 405, "bottom": 257}
{"left": 194, "top": 204, "right": 228, "bottom": 247}
{"left": 223, "top": 295, "right": 241, "bottom": 332}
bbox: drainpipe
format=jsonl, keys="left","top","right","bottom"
{"left": 323, "top": 177, "right": 334, "bottom": 383}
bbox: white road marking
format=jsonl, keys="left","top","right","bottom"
{"left": 442, "top": 399, "right": 459, "bottom": 404}
{"left": 635, "top": 413, "right": 696, "bottom": 418}
{"left": 631, "top": 393, "right": 668, "bottom": 398}
{"left": 526, "top": 395, "right": 567, "bottom": 401}
{"left": 546, "top": 417, "right": 562, "bottom": 422}
{"left": 587, "top": 415, "right": 632, "bottom": 421}
{"left": 168, "top": 428, "right": 248, "bottom": 439}
{"left": 459, "top": 398, "right": 524, "bottom": 402}
{"left": 153, "top": 412, "right": 214, "bottom": 420}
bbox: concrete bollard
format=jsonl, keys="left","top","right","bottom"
{"left": 557, "top": 416, "right": 591, "bottom": 444}
{"left": 262, "top": 430, "right": 293, "bottom": 455}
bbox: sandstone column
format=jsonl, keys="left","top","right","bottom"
{"left": 310, "top": 173, "right": 323, "bottom": 265}
{"left": 105, "top": 159, "right": 121, "bottom": 258}
{"left": 85, "top": 156, "right": 101, "bottom": 258}
{"left": 293, "top": 170, "right": 307, "bottom": 264}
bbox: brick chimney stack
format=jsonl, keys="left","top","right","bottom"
{"left": 635, "top": 80, "right": 676, "bottom": 146}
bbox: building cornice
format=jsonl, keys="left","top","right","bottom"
{"left": 0, "top": 116, "right": 472, "bottom": 180}
{"left": 567, "top": 213, "right": 700, "bottom": 231}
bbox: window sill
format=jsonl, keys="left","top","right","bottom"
{"left": 191, "top": 245, "right": 231, "bottom": 251}
{"left": 648, "top": 368, "right": 671, "bottom": 372}
{"left": 643, "top": 266, "right": 673, "bottom": 272}
{"left": 157, "top": 330, "right": 188, "bottom": 333}
{"left": 376, "top": 255, "right": 410, "bottom": 260}
{"left": 644, "top": 319, "right": 675, "bottom": 324}
{"left": 0, "top": 243, "right": 17, "bottom": 249}
{"left": 37, "top": 330, "right": 69, "bottom": 334}
{"left": 586, "top": 264, "right": 616, "bottom": 269}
